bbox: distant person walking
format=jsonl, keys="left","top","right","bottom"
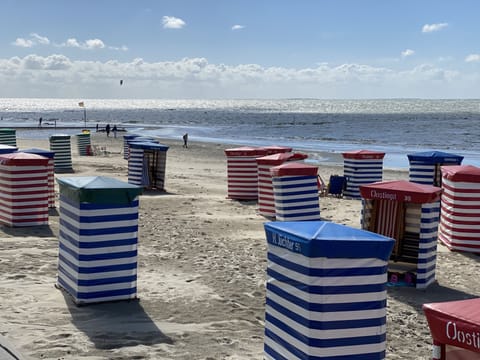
{"left": 112, "top": 125, "right": 118, "bottom": 138}
{"left": 38, "top": 117, "right": 42, "bottom": 127}
{"left": 105, "top": 123, "right": 111, "bottom": 137}
{"left": 183, "top": 133, "right": 188, "bottom": 148}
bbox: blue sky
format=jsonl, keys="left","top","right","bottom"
{"left": 1, "top": 0, "right": 480, "bottom": 99}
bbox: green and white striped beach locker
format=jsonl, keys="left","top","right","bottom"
{"left": 0, "top": 128, "right": 16, "bottom": 147}
{"left": 49, "top": 134, "right": 73, "bottom": 173}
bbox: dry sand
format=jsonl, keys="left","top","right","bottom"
{"left": 0, "top": 133, "right": 479, "bottom": 359}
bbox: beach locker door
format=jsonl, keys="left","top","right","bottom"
{"left": 370, "top": 200, "right": 404, "bottom": 256}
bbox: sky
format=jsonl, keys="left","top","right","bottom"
{"left": 1, "top": 0, "right": 480, "bottom": 99}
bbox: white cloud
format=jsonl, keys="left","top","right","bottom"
{"left": 162, "top": 16, "right": 186, "bottom": 29}
{"left": 58, "top": 37, "right": 126, "bottom": 51}
{"left": 85, "top": 39, "right": 105, "bottom": 50}
{"left": 0, "top": 54, "right": 476, "bottom": 99}
{"left": 465, "top": 54, "right": 480, "bottom": 63}
{"left": 12, "top": 33, "right": 50, "bottom": 47}
{"left": 30, "top": 33, "right": 50, "bottom": 45}
{"left": 232, "top": 25, "right": 245, "bottom": 31}
{"left": 401, "top": 49, "right": 415, "bottom": 58}
{"left": 13, "top": 38, "right": 34, "bottom": 48}
{"left": 64, "top": 38, "right": 81, "bottom": 48}
{"left": 422, "top": 23, "right": 448, "bottom": 33}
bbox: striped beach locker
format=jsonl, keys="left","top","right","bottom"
{"left": 271, "top": 162, "right": 320, "bottom": 221}
{"left": 0, "top": 144, "right": 18, "bottom": 154}
{"left": 438, "top": 165, "right": 480, "bottom": 253}
{"left": 49, "top": 134, "right": 73, "bottom": 173}
{"left": 407, "top": 151, "right": 463, "bottom": 186}
{"left": 225, "top": 147, "right": 268, "bottom": 200}
{"left": 128, "top": 142, "right": 169, "bottom": 190}
{"left": 123, "top": 134, "right": 141, "bottom": 159}
{"left": 342, "top": 150, "right": 385, "bottom": 200}
{"left": 76, "top": 132, "right": 92, "bottom": 156}
{"left": 0, "top": 152, "right": 49, "bottom": 227}
{"left": 0, "top": 128, "right": 17, "bottom": 147}
{"left": 56, "top": 176, "right": 143, "bottom": 305}
{"left": 21, "top": 148, "right": 56, "bottom": 208}
{"left": 264, "top": 221, "right": 395, "bottom": 360}
{"left": 360, "top": 180, "right": 442, "bottom": 289}
{"left": 257, "top": 152, "right": 308, "bottom": 218}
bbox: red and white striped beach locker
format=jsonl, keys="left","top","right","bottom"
{"left": 256, "top": 152, "right": 308, "bottom": 218}
{"left": 438, "top": 165, "right": 480, "bottom": 253}
{"left": 0, "top": 152, "right": 49, "bottom": 227}
{"left": 360, "top": 180, "right": 442, "bottom": 289}
{"left": 271, "top": 162, "right": 321, "bottom": 221}
{"left": 343, "top": 150, "right": 385, "bottom": 199}
{"left": 225, "top": 147, "right": 268, "bottom": 200}
{"left": 21, "top": 148, "right": 56, "bottom": 208}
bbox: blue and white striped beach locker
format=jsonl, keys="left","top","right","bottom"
{"left": 257, "top": 152, "right": 308, "bottom": 218}
{"left": 75, "top": 132, "right": 91, "bottom": 156}
{"left": 342, "top": 150, "right": 385, "bottom": 200}
{"left": 407, "top": 151, "right": 463, "bottom": 186}
{"left": 264, "top": 221, "right": 395, "bottom": 360}
{"left": 21, "top": 148, "right": 56, "bottom": 208}
{"left": 123, "top": 134, "right": 140, "bottom": 159}
{"left": 360, "top": 180, "right": 442, "bottom": 289}
{"left": 271, "top": 162, "right": 320, "bottom": 221}
{"left": 49, "top": 134, "right": 73, "bottom": 173}
{"left": 56, "top": 176, "right": 143, "bottom": 305}
{"left": 128, "top": 142, "right": 169, "bottom": 190}
{"left": 0, "top": 128, "right": 17, "bottom": 147}
{"left": 0, "top": 144, "right": 18, "bottom": 154}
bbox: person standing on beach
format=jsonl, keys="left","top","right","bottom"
{"left": 38, "top": 117, "right": 42, "bottom": 127}
{"left": 106, "top": 123, "right": 111, "bottom": 137}
{"left": 183, "top": 133, "right": 188, "bottom": 148}
{"left": 112, "top": 125, "right": 117, "bottom": 138}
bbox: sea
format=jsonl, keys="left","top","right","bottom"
{"left": 1, "top": 98, "right": 480, "bottom": 169}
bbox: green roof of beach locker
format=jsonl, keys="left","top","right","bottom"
{"left": 57, "top": 176, "right": 143, "bottom": 205}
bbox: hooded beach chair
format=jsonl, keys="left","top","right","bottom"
{"left": 327, "top": 175, "right": 347, "bottom": 197}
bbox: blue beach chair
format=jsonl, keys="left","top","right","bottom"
{"left": 327, "top": 175, "right": 347, "bottom": 197}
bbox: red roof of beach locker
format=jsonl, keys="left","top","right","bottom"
{"left": 256, "top": 152, "right": 308, "bottom": 165}
{"left": 270, "top": 162, "right": 318, "bottom": 177}
{"left": 441, "top": 165, "right": 480, "bottom": 182}
{"left": 0, "top": 152, "right": 50, "bottom": 166}
{"left": 263, "top": 145, "right": 293, "bottom": 155}
{"left": 342, "top": 150, "right": 386, "bottom": 159}
{"left": 360, "top": 180, "right": 442, "bottom": 203}
{"left": 423, "top": 298, "right": 480, "bottom": 355}
{"left": 224, "top": 146, "right": 269, "bottom": 157}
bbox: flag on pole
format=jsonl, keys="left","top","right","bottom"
{"left": 78, "top": 102, "right": 84, "bottom": 107}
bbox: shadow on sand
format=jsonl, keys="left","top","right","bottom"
{"left": 61, "top": 293, "right": 173, "bottom": 350}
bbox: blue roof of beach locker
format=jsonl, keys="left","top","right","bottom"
{"left": 129, "top": 142, "right": 169, "bottom": 151}
{"left": 20, "top": 147, "right": 55, "bottom": 159}
{"left": 123, "top": 134, "right": 141, "bottom": 139}
{"left": 57, "top": 176, "right": 143, "bottom": 205}
{"left": 407, "top": 151, "right": 464, "bottom": 164}
{"left": 264, "top": 221, "right": 395, "bottom": 260}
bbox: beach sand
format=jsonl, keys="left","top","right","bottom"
{"left": 1, "top": 133, "right": 479, "bottom": 360}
